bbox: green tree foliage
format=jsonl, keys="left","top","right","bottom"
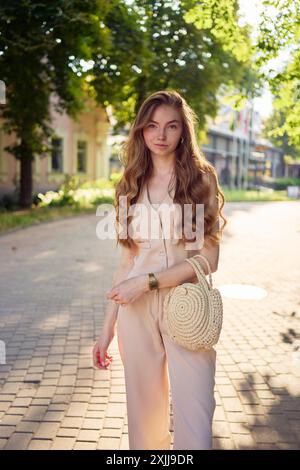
{"left": 263, "top": 109, "right": 300, "bottom": 159}
{"left": 0, "top": 0, "right": 133, "bottom": 207}
{"left": 94, "top": 0, "right": 256, "bottom": 133}
{"left": 257, "top": 0, "right": 300, "bottom": 147}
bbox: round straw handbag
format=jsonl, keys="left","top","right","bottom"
{"left": 163, "top": 254, "right": 223, "bottom": 351}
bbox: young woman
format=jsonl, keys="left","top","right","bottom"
{"left": 93, "top": 90, "right": 227, "bottom": 450}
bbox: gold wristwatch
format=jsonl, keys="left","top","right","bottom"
{"left": 148, "top": 272, "right": 159, "bottom": 290}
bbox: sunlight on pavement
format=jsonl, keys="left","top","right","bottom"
{"left": 218, "top": 283, "right": 268, "bottom": 300}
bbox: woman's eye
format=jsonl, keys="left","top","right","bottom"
{"left": 146, "top": 124, "right": 177, "bottom": 130}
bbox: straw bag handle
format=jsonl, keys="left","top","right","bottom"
{"left": 184, "top": 254, "right": 213, "bottom": 290}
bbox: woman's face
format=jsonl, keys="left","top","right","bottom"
{"left": 142, "top": 105, "right": 183, "bottom": 157}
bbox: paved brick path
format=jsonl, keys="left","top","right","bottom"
{"left": 0, "top": 201, "right": 299, "bottom": 450}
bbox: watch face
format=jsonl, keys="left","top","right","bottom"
{"left": 149, "top": 273, "right": 156, "bottom": 290}
{"left": 148, "top": 273, "right": 158, "bottom": 290}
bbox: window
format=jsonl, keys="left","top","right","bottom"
{"left": 77, "top": 140, "right": 87, "bottom": 173}
{"left": 51, "top": 137, "right": 63, "bottom": 172}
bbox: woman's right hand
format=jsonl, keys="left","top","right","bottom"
{"left": 93, "top": 324, "right": 115, "bottom": 369}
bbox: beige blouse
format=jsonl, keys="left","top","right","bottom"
{"left": 125, "top": 183, "right": 203, "bottom": 281}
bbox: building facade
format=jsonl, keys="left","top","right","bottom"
{"left": 0, "top": 96, "right": 111, "bottom": 198}
{"left": 202, "top": 103, "right": 284, "bottom": 188}
{"left": 202, "top": 126, "right": 284, "bottom": 189}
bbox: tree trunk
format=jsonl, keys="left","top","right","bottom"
{"left": 19, "top": 157, "right": 33, "bottom": 208}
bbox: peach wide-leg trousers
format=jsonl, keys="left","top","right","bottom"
{"left": 116, "top": 288, "right": 216, "bottom": 451}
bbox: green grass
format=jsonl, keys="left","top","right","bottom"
{"left": 0, "top": 189, "right": 298, "bottom": 235}
{"left": 223, "top": 189, "right": 297, "bottom": 202}
{"left": 0, "top": 205, "right": 97, "bottom": 234}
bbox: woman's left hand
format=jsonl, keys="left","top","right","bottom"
{"left": 106, "top": 275, "right": 148, "bottom": 306}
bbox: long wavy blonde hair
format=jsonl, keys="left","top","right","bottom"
{"left": 114, "top": 90, "right": 227, "bottom": 250}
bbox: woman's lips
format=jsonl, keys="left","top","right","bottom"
{"left": 155, "top": 144, "right": 168, "bottom": 148}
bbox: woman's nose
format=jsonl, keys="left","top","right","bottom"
{"left": 157, "top": 129, "right": 166, "bottom": 139}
